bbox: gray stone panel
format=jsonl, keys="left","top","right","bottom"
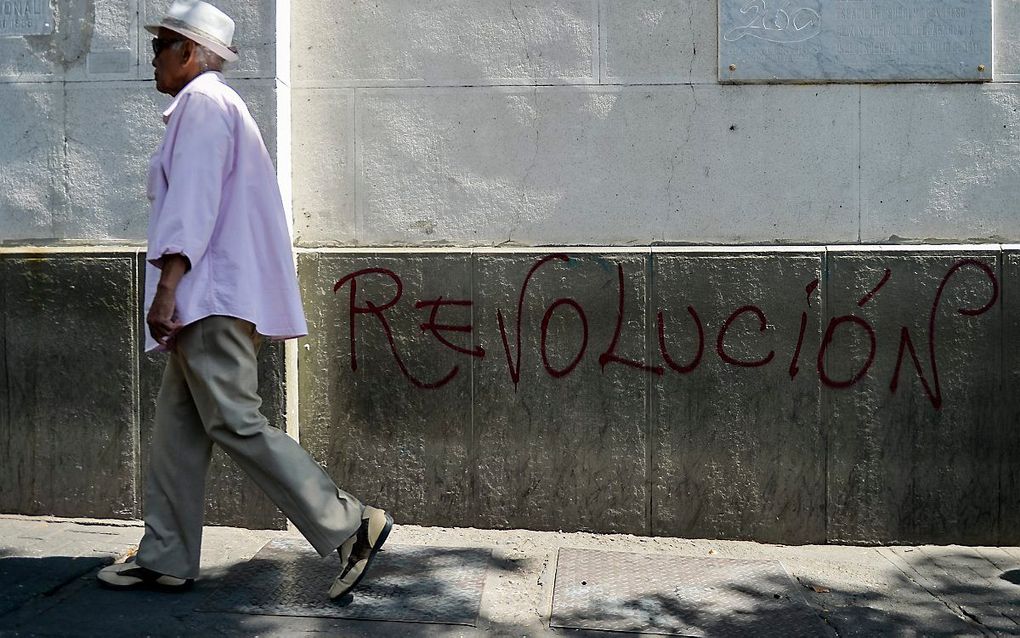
{"left": 825, "top": 251, "right": 1001, "bottom": 544}
{"left": 994, "top": 0, "right": 1020, "bottom": 80}
{"left": 57, "top": 79, "right": 279, "bottom": 242}
{"left": 719, "top": 0, "right": 991, "bottom": 83}
{"left": 471, "top": 252, "right": 649, "bottom": 534}
{"left": 600, "top": 0, "right": 717, "bottom": 85}
{"left": 861, "top": 84, "right": 1020, "bottom": 243}
{"left": 298, "top": 252, "right": 473, "bottom": 527}
{"left": 1001, "top": 250, "right": 1020, "bottom": 545}
{"left": 651, "top": 251, "right": 825, "bottom": 543}
{"left": 0, "top": 84, "right": 64, "bottom": 242}
{"left": 60, "top": 82, "right": 163, "bottom": 240}
{"left": 292, "top": 89, "right": 356, "bottom": 245}
{"left": 0, "top": 255, "right": 137, "bottom": 519}
{"left": 292, "top": 0, "right": 597, "bottom": 87}
{"left": 137, "top": 255, "right": 287, "bottom": 530}
{"left": 355, "top": 86, "right": 859, "bottom": 246}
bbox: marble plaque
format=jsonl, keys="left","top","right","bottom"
{"left": 0, "top": 0, "right": 53, "bottom": 37}
{"left": 719, "top": 0, "right": 992, "bottom": 83}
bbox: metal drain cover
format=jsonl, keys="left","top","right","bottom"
{"left": 198, "top": 539, "right": 490, "bottom": 626}
{"left": 551, "top": 548, "right": 833, "bottom": 637}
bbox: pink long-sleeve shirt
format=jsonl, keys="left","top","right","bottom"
{"left": 144, "top": 71, "right": 307, "bottom": 352}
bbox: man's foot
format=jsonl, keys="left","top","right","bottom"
{"left": 97, "top": 559, "right": 194, "bottom": 591}
{"left": 329, "top": 506, "right": 393, "bottom": 600}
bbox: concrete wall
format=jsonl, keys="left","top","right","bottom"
{"left": 291, "top": 0, "right": 1020, "bottom": 247}
{"left": 1, "top": 1, "right": 1018, "bottom": 544}
{"left": 295, "top": 247, "right": 1014, "bottom": 545}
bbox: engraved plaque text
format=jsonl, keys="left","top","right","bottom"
{"left": 0, "top": 0, "right": 53, "bottom": 37}
{"left": 719, "top": 0, "right": 992, "bottom": 82}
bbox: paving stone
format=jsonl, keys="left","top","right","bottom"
{"left": 550, "top": 547, "right": 833, "bottom": 637}
{"left": 0, "top": 556, "right": 110, "bottom": 618}
{"left": 198, "top": 539, "right": 491, "bottom": 626}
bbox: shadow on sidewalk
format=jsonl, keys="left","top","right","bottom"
{"left": 0, "top": 544, "right": 508, "bottom": 637}
{"left": 541, "top": 549, "right": 1020, "bottom": 638}
{"left": 1, "top": 547, "right": 1019, "bottom": 637}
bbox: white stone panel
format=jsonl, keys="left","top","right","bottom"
{"left": 0, "top": 1, "right": 86, "bottom": 81}
{"left": 60, "top": 83, "right": 163, "bottom": 240}
{"left": 73, "top": 0, "right": 138, "bottom": 80}
{"left": 599, "top": 0, "right": 716, "bottom": 84}
{"left": 0, "top": 84, "right": 64, "bottom": 241}
{"left": 232, "top": 80, "right": 280, "bottom": 161}
{"left": 59, "top": 79, "right": 279, "bottom": 241}
{"left": 861, "top": 84, "right": 1020, "bottom": 243}
{"left": 994, "top": 0, "right": 1020, "bottom": 80}
{"left": 292, "top": 89, "right": 356, "bottom": 244}
{"left": 354, "top": 85, "right": 859, "bottom": 246}
{"left": 292, "top": 0, "right": 598, "bottom": 87}
{"left": 141, "top": 0, "right": 279, "bottom": 79}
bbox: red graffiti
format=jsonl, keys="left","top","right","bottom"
{"left": 888, "top": 259, "right": 998, "bottom": 409}
{"left": 540, "top": 299, "right": 589, "bottom": 378}
{"left": 334, "top": 268, "right": 458, "bottom": 389}
{"left": 417, "top": 297, "right": 484, "bottom": 358}
{"left": 716, "top": 305, "right": 775, "bottom": 368}
{"left": 331, "top": 255, "right": 1000, "bottom": 410}
{"left": 496, "top": 254, "right": 569, "bottom": 389}
{"left": 817, "top": 315, "right": 876, "bottom": 389}
{"left": 599, "top": 264, "right": 664, "bottom": 376}
{"left": 657, "top": 306, "right": 704, "bottom": 374}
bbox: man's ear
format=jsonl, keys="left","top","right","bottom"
{"left": 179, "top": 40, "right": 195, "bottom": 65}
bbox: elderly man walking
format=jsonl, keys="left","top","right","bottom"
{"left": 96, "top": 1, "right": 390, "bottom": 600}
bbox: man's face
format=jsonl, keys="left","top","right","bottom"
{"left": 151, "top": 27, "right": 191, "bottom": 96}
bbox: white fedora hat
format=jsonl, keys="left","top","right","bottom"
{"left": 145, "top": 1, "right": 239, "bottom": 62}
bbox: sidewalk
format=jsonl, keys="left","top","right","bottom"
{"left": 0, "top": 515, "right": 1018, "bottom": 637}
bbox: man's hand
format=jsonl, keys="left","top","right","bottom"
{"left": 147, "top": 254, "right": 189, "bottom": 348}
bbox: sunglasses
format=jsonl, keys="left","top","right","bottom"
{"left": 152, "top": 37, "right": 185, "bottom": 57}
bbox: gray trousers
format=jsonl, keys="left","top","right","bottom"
{"left": 136, "top": 315, "right": 364, "bottom": 579}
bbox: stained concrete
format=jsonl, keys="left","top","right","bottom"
{"left": 1001, "top": 249, "right": 1020, "bottom": 546}
{"left": 297, "top": 252, "right": 474, "bottom": 527}
{"left": 471, "top": 252, "right": 649, "bottom": 534}
{"left": 137, "top": 254, "right": 288, "bottom": 530}
{"left": 824, "top": 250, "right": 1002, "bottom": 545}
{"left": 651, "top": 251, "right": 826, "bottom": 543}
{"left": 0, "top": 255, "right": 137, "bottom": 519}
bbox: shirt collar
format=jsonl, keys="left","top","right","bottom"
{"left": 161, "top": 71, "right": 225, "bottom": 123}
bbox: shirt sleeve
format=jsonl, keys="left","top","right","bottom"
{"left": 146, "top": 92, "right": 233, "bottom": 270}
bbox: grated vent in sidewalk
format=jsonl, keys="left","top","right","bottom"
{"left": 197, "top": 539, "right": 490, "bottom": 626}
{"left": 550, "top": 548, "right": 834, "bottom": 637}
